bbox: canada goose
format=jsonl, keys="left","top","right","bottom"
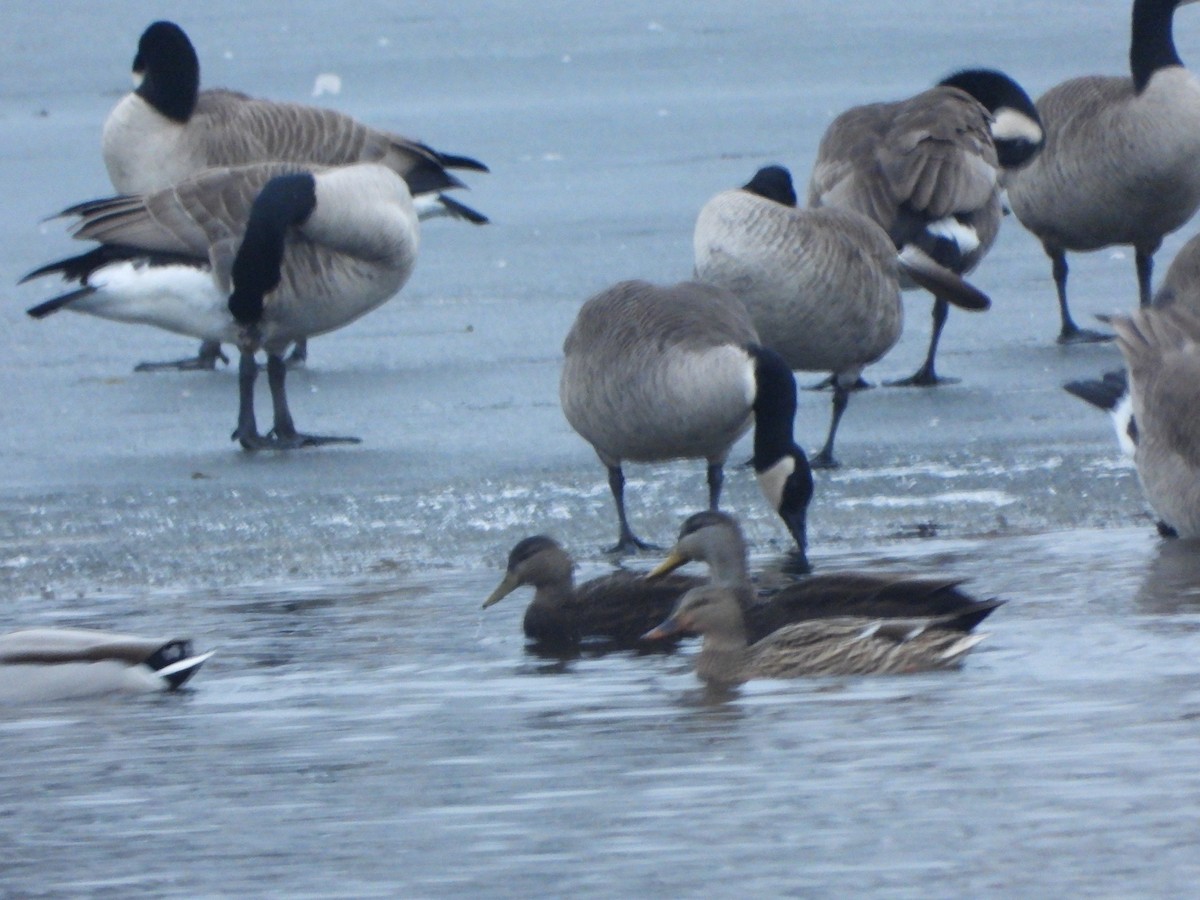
{"left": 649, "top": 510, "right": 1003, "bottom": 642}
{"left": 809, "top": 69, "right": 1042, "bottom": 384}
{"left": 1107, "top": 304, "right": 1200, "bottom": 537}
{"left": 0, "top": 628, "right": 213, "bottom": 703}
{"left": 1063, "top": 367, "right": 1184, "bottom": 537}
{"left": 24, "top": 161, "right": 419, "bottom": 450}
{"left": 1062, "top": 230, "right": 1200, "bottom": 466}
{"left": 694, "top": 165, "right": 991, "bottom": 467}
{"left": 1064, "top": 368, "right": 1137, "bottom": 458}
{"left": 559, "top": 279, "right": 814, "bottom": 560}
{"left": 482, "top": 535, "right": 704, "bottom": 650}
{"left": 641, "top": 585, "right": 987, "bottom": 684}
{"left": 1152, "top": 230, "right": 1200, "bottom": 311}
{"left": 1007, "top": 0, "right": 1200, "bottom": 343}
{"left": 105, "top": 20, "right": 488, "bottom": 372}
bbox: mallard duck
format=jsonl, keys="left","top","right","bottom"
{"left": 694, "top": 164, "right": 990, "bottom": 467}
{"left": 1108, "top": 304, "right": 1200, "bottom": 537}
{"left": 24, "top": 161, "right": 419, "bottom": 450}
{"left": 1008, "top": 0, "right": 1200, "bottom": 341}
{"left": 649, "top": 510, "right": 1003, "bottom": 642}
{"left": 0, "top": 628, "right": 213, "bottom": 703}
{"left": 809, "top": 68, "right": 1041, "bottom": 384}
{"left": 483, "top": 535, "right": 703, "bottom": 649}
{"left": 104, "top": 21, "right": 487, "bottom": 373}
{"left": 642, "top": 585, "right": 987, "bottom": 684}
{"left": 560, "top": 279, "right": 814, "bottom": 558}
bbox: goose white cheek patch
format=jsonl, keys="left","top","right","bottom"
{"left": 755, "top": 455, "right": 796, "bottom": 511}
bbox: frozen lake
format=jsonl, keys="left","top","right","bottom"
{"left": 2, "top": 1, "right": 1199, "bottom": 896}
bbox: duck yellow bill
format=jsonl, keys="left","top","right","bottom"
{"left": 646, "top": 549, "right": 688, "bottom": 579}
{"left": 483, "top": 572, "right": 520, "bottom": 609}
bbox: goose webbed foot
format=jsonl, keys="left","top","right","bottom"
{"left": 232, "top": 425, "right": 360, "bottom": 451}
{"left": 1056, "top": 325, "right": 1113, "bottom": 345}
{"left": 885, "top": 368, "right": 960, "bottom": 388}
{"left": 603, "top": 534, "right": 661, "bottom": 555}
{"left": 233, "top": 348, "right": 358, "bottom": 452}
{"left": 810, "top": 450, "right": 840, "bottom": 470}
{"left": 135, "top": 340, "right": 229, "bottom": 372}
{"left": 806, "top": 375, "right": 871, "bottom": 392}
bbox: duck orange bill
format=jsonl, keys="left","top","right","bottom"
{"left": 642, "top": 615, "right": 683, "bottom": 641}
{"left": 897, "top": 245, "right": 991, "bottom": 312}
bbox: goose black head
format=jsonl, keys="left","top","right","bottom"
{"left": 742, "top": 165, "right": 798, "bottom": 208}
{"left": 938, "top": 68, "right": 1044, "bottom": 170}
{"left": 134, "top": 21, "right": 201, "bottom": 123}
{"left": 228, "top": 172, "right": 317, "bottom": 326}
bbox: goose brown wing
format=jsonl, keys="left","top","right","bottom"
{"left": 877, "top": 87, "right": 998, "bottom": 220}
{"left": 67, "top": 162, "right": 306, "bottom": 257}
{"left": 194, "top": 90, "right": 472, "bottom": 194}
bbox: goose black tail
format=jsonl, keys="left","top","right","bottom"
{"left": 27, "top": 286, "right": 96, "bottom": 319}
{"left": 436, "top": 193, "right": 490, "bottom": 225}
{"left": 1063, "top": 370, "right": 1128, "bottom": 412}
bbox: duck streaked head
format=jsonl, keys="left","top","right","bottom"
{"left": 483, "top": 535, "right": 572, "bottom": 608}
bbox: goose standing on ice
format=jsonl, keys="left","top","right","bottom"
{"left": 103, "top": 20, "right": 488, "bottom": 371}
{"left": 1008, "top": 0, "right": 1200, "bottom": 343}
{"left": 809, "top": 69, "right": 1042, "bottom": 384}
{"left": 695, "top": 165, "right": 990, "bottom": 467}
{"left": 559, "top": 279, "right": 814, "bottom": 562}
{"left": 24, "top": 162, "right": 420, "bottom": 450}
{"left": 0, "top": 628, "right": 212, "bottom": 703}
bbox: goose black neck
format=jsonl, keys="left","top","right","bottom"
{"left": 748, "top": 344, "right": 800, "bottom": 467}
{"left": 1131, "top": 0, "right": 1185, "bottom": 93}
{"left": 228, "top": 173, "right": 317, "bottom": 326}
{"left": 134, "top": 21, "right": 200, "bottom": 122}
{"left": 742, "top": 166, "right": 797, "bottom": 208}
{"left": 748, "top": 344, "right": 813, "bottom": 565}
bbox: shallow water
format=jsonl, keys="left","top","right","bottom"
{"left": 3, "top": 1, "right": 1200, "bottom": 896}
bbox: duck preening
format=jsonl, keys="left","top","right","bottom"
{"left": 649, "top": 510, "right": 1003, "bottom": 643}
{"left": 483, "top": 535, "right": 703, "bottom": 650}
{"left": 808, "top": 68, "right": 1040, "bottom": 384}
{"left": 0, "top": 628, "right": 213, "bottom": 703}
{"left": 695, "top": 164, "right": 990, "bottom": 466}
{"left": 104, "top": 20, "right": 488, "bottom": 371}
{"left": 1008, "top": 0, "right": 1200, "bottom": 343}
{"left": 24, "top": 162, "right": 420, "bottom": 450}
{"left": 642, "top": 585, "right": 988, "bottom": 685}
{"left": 559, "top": 279, "right": 813, "bottom": 558}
